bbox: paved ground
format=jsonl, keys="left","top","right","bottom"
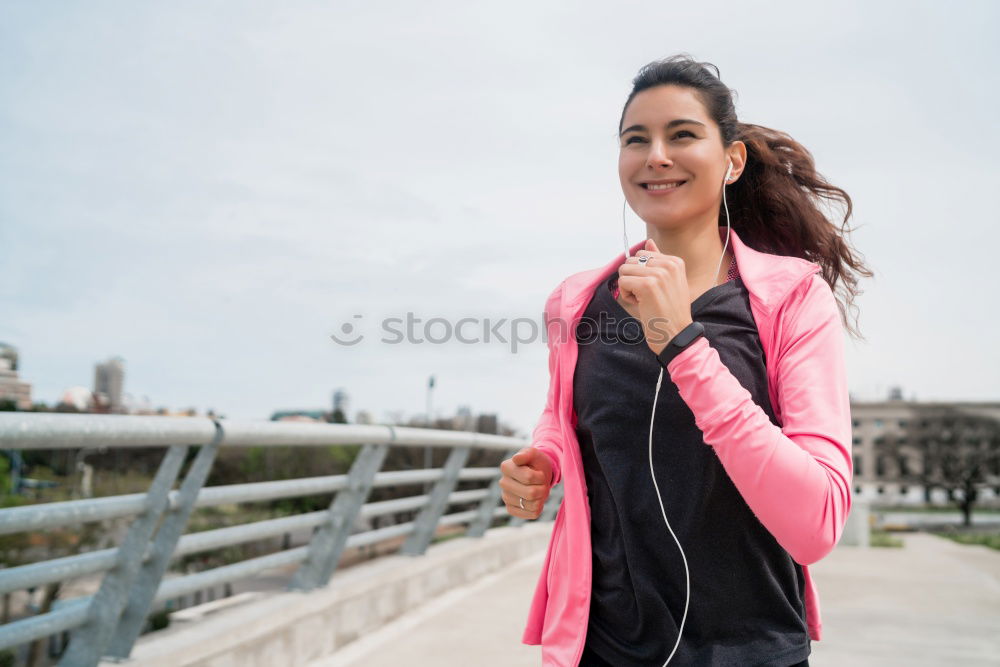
{"left": 309, "top": 528, "right": 1000, "bottom": 667}
{"left": 806, "top": 531, "right": 1000, "bottom": 666}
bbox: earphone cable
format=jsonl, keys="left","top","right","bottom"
{"left": 638, "top": 166, "right": 732, "bottom": 666}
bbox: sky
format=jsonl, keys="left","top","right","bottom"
{"left": 1, "top": 1, "right": 997, "bottom": 436}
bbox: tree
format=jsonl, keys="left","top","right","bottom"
{"left": 884, "top": 405, "right": 1000, "bottom": 526}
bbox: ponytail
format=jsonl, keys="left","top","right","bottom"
{"left": 725, "top": 122, "right": 874, "bottom": 340}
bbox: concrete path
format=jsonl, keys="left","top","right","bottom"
{"left": 308, "top": 545, "right": 546, "bottom": 666}
{"left": 309, "top": 528, "right": 1000, "bottom": 666}
{"left": 807, "top": 532, "right": 1000, "bottom": 666}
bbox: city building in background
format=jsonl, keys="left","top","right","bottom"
{"left": 271, "top": 388, "right": 353, "bottom": 423}
{"left": 93, "top": 356, "right": 126, "bottom": 413}
{"left": 452, "top": 405, "right": 475, "bottom": 431}
{"left": 332, "top": 388, "right": 349, "bottom": 421}
{"left": 270, "top": 409, "right": 327, "bottom": 423}
{"left": 59, "top": 386, "right": 94, "bottom": 412}
{"left": 0, "top": 342, "right": 32, "bottom": 410}
{"left": 475, "top": 413, "right": 499, "bottom": 435}
{"left": 850, "top": 390, "right": 1000, "bottom": 506}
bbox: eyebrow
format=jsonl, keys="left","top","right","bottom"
{"left": 619, "top": 119, "right": 706, "bottom": 136}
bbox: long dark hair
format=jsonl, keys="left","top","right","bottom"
{"left": 619, "top": 53, "right": 873, "bottom": 341}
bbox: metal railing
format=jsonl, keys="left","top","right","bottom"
{"left": 0, "top": 413, "right": 564, "bottom": 666}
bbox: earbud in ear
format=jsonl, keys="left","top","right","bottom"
{"left": 724, "top": 160, "right": 734, "bottom": 184}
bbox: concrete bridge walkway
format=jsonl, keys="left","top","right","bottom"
{"left": 310, "top": 528, "right": 1000, "bottom": 667}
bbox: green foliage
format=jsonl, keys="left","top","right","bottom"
{"left": 873, "top": 504, "right": 1000, "bottom": 514}
{"left": 149, "top": 608, "right": 171, "bottom": 631}
{"left": 329, "top": 444, "right": 361, "bottom": 467}
{"left": 930, "top": 528, "right": 1000, "bottom": 551}
{"left": 241, "top": 446, "right": 267, "bottom": 478}
{"left": 430, "top": 531, "right": 466, "bottom": 545}
{"left": 0, "top": 452, "right": 11, "bottom": 496}
{"left": 0, "top": 454, "right": 32, "bottom": 558}
{"left": 870, "top": 529, "right": 904, "bottom": 548}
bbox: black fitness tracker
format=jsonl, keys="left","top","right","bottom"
{"left": 655, "top": 321, "right": 706, "bottom": 368}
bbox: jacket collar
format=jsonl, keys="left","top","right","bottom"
{"left": 560, "top": 225, "right": 821, "bottom": 318}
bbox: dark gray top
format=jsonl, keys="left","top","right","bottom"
{"left": 572, "top": 268, "right": 811, "bottom": 667}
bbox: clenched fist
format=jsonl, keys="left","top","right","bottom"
{"left": 617, "top": 238, "right": 695, "bottom": 356}
{"left": 499, "top": 447, "right": 554, "bottom": 520}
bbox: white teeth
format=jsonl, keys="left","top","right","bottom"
{"left": 646, "top": 182, "right": 684, "bottom": 190}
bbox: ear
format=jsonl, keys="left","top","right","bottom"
{"left": 728, "top": 140, "right": 748, "bottom": 179}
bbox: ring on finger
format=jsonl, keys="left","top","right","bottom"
{"left": 519, "top": 497, "right": 525, "bottom": 510}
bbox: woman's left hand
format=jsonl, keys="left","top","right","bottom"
{"left": 617, "top": 238, "right": 694, "bottom": 356}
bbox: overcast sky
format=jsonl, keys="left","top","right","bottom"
{"left": 1, "top": 1, "right": 997, "bottom": 435}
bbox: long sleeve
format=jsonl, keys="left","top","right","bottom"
{"left": 664, "top": 273, "right": 853, "bottom": 566}
{"left": 532, "top": 281, "right": 566, "bottom": 489}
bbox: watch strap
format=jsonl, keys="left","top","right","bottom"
{"left": 655, "top": 321, "right": 706, "bottom": 368}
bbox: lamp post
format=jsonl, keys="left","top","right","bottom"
{"left": 424, "top": 375, "right": 435, "bottom": 494}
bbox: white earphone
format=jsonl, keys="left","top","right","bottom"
{"left": 620, "top": 158, "right": 734, "bottom": 666}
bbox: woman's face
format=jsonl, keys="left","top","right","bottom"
{"left": 618, "top": 84, "right": 731, "bottom": 228}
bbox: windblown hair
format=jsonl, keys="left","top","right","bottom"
{"left": 619, "top": 53, "right": 873, "bottom": 341}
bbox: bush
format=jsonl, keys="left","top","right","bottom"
{"left": 870, "top": 529, "right": 904, "bottom": 548}
{"left": 150, "top": 608, "right": 171, "bottom": 632}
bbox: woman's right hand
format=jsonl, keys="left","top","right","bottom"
{"left": 499, "top": 447, "right": 553, "bottom": 520}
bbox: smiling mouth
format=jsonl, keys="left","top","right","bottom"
{"left": 641, "top": 181, "right": 687, "bottom": 191}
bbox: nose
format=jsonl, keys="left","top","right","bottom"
{"left": 645, "top": 139, "right": 672, "bottom": 169}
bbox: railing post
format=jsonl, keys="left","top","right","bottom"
{"left": 102, "top": 420, "right": 225, "bottom": 659}
{"left": 400, "top": 445, "right": 471, "bottom": 556}
{"left": 467, "top": 447, "right": 519, "bottom": 538}
{"left": 289, "top": 442, "right": 389, "bottom": 591}
{"left": 58, "top": 444, "right": 192, "bottom": 667}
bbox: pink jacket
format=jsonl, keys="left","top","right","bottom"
{"left": 521, "top": 226, "right": 854, "bottom": 666}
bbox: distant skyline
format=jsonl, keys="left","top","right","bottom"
{"left": 2, "top": 2, "right": 997, "bottom": 436}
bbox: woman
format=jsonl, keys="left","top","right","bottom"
{"left": 499, "top": 54, "right": 872, "bottom": 666}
